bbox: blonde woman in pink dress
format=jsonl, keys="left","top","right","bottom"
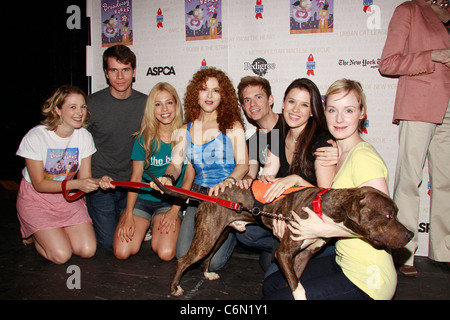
{"left": 16, "top": 85, "right": 113, "bottom": 264}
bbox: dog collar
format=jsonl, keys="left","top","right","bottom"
{"left": 312, "top": 188, "right": 330, "bottom": 221}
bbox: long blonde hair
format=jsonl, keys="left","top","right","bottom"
{"left": 136, "top": 82, "right": 183, "bottom": 168}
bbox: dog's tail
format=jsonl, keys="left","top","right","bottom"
{"left": 144, "top": 169, "right": 189, "bottom": 200}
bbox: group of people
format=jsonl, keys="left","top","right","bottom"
{"left": 15, "top": 0, "right": 449, "bottom": 300}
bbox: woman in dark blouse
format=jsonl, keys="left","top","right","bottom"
{"left": 261, "top": 78, "right": 337, "bottom": 202}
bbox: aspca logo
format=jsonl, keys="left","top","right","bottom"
{"left": 146, "top": 66, "right": 176, "bottom": 76}
{"left": 244, "top": 58, "right": 276, "bottom": 76}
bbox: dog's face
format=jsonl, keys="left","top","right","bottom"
{"left": 343, "top": 187, "right": 413, "bottom": 249}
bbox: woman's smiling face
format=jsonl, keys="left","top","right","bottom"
{"left": 282, "top": 87, "right": 312, "bottom": 131}
{"left": 56, "top": 93, "right": 88, "bottom": 130}
{"left": 154, "top": 90, "right": 177, "bottom": 125}
{"left": 198, "top": 77, "right": 221, "bottom": 114}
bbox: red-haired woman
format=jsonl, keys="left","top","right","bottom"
{"left": 152, "top": 67, "right": 248, "bottom": 271}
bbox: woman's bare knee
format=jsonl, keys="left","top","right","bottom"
{"left": 47, "top": 247, "right": 72, "bottom": 264}
{"left": 113, "top": 242, "right": 132, "bottom": 260}
{"left": 33, "top": 230, "right": 72, "bottom": 264}
{"left": 158, "top": 249, "right": 176, "bottom": 261}
{"left": 153, "top": 243, "right": 176, "bottom": 261}
{"left": 113, "top": 241, "right": 141, "bottom": 260}
{"left": 74, "top": 242, "right": 96, "bottom": 259}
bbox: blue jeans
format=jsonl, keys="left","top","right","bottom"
{"left": 132, "top": 197, "right": 180, "bottom": 221}
{"left": 176, "top": 201, "right": 236, "bottom": 272}
{"left": 236, "top": 224, "right": 275, "bottom": 271}
{"left": 236, "top": 225, "right": 274, "bottom": 252}
{"left": 262, "top": 249, "right": 372, "bottom": 300}
{"left": 86, "top": 188, "right": 127, "bottom": 248}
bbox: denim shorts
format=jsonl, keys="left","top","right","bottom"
{"left": 131, "top": 197, "right": 182, "bottom": 221}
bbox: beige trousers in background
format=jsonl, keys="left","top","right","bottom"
{"left": 393, "top": 100, "right": 450, "bottom": 266}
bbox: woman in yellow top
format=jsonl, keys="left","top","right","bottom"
{"left": 263, "top": 79, "right": 396, "bottom": 300}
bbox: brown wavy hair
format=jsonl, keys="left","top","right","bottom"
{"left": 184, "top": 67, "right": 243, "bottom": 133}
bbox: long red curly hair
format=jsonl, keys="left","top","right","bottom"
{"left": 184, "top": 67, "right": 243, "bottom": 133}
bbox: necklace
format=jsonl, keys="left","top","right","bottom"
{"left": 288, "top": 132, "right": 299, "bottom": 144}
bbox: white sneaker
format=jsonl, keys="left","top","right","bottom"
{"left": 144, "top": 228, "right": 152, "bottom": 241}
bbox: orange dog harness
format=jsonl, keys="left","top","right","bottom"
{"left": 250, "top": 180, "right": 311, "bottom": 205}
{"left": 250, "top": 180, "right": 330, "bottom": 222}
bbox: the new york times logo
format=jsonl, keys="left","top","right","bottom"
{"left": 244, "top": 58, "right": 276, "bottom": 76}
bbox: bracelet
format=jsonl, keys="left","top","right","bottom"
{"left": 225, "top": 176, "right": 237, "bottom": 185}
{"left": 162, "top": 173, "right": 176, "bottom": 185}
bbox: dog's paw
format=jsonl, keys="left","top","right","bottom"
{"left": 171, "top": 285, "right": 184, "bottom": 296}
{"left": 292, "top": 283, "right": 307, "bottom": 300}
{"left": 204, "top": 272, "right": 220, "bottom": 280}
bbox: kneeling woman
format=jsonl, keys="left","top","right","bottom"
{"left": 16, "top": 85, "right": 113, "bottom": 264}
{"left": 113, "top": 82, "right": 194, "bottom": 261}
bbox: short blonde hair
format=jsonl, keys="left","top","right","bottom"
{"left": 41, "top": 85, "right": 88, "bottom": 130}
{"left": 324, "top": 79, "right": 367, "bottom": 134}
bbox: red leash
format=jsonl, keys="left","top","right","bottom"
{"left": 110, "top": 181, "right": 242, "bottom": 211}
{"left": 61, "top": 177, "right": 329, "bottom": 222}
{"left": 111, "top": 180, "right": 329, "bottom": 222}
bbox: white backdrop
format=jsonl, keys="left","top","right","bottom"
{"left": 87, "top": 0, "right": 430, "bottom": 256}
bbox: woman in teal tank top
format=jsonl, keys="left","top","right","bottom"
{"left": 152, "top": 67, "right": 249, "bottom": 271}
{"left": 112, "top": 82, "right": 195, "bottom": 262}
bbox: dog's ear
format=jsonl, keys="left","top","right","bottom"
{"left": 343, "top": 189, "right": 367, "bottom": 226}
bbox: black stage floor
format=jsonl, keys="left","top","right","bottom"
{"left": 1, "top": 182, "right": 449, "bottom": 305}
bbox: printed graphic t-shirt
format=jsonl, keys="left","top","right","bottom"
{"left": 16, "top": 125, "right": 96, "bottom": 183}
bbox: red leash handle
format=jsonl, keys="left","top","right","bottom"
{"left": 61, "top": 180, "right": 85, "bottom": 202}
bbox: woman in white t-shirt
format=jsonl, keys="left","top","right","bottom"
{"left": 16, "top": 85, "right": 112, "bottom": 264}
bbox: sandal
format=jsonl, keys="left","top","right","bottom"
{"left": 22, "top": 236, "right": 34, "bottom": 246}
{"left": 399, "top": 265, "right": 418, "bottom": 276}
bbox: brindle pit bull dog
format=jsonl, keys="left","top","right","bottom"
{"left": 150, "top": 176, "right": 413, "bottom": 300}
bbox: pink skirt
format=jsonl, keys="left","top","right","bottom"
{"left": 16, "top": 179, "right": 92, "bottom": 238}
